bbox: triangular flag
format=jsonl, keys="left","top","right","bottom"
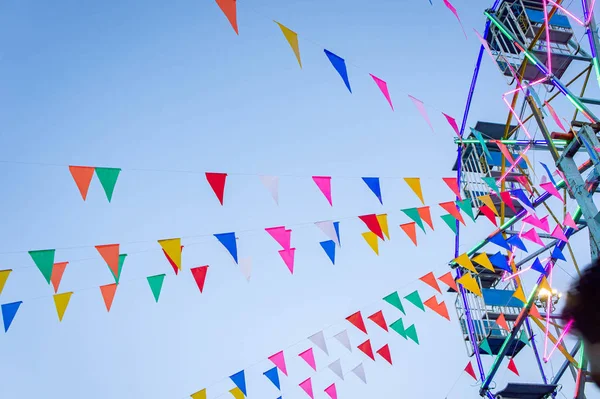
{"left": 229, "top": 370, "right": 246, "bottom": 396}
{"left": 478, "top": 195, "right": 498, "bottom": 216}
{"left": 417, "top": 206, "right": 435, "bottom": 230}
{"left": 552, "top": 246, "right": 566, "bottom": 261}
{"left": 358, "top": 214, "right": 384, "bottom": 240}
{"left": 346, "top": 311, "right": 368, "bottom": 334}
{"left": 29, "top": 249, "right": 55, "bottom": 284}
{"left": 312, "top": 176, "right": 333, "bottom": 206}
{"left": 368, "top": 310, "right": 388, "bottom": 331}
{"left": 404, "top": 177, "right": 425, "bottom": 204}
{"left": 531, "top": 258, "right": 547, "bottom": 275}
{"left": 489, "top": 233, "right": 511, "bottom": 250}
{"left": 214, "top": 233, "right": 238, "bottom": 263}
{"left": 53, "top": 292, "right": 73, "bottom": 322}
{"left": 507, "top": 235, "right": 528, "bottom": 252}
{"left": 519, "top": 330, "right": 531, "bottom": 346}
{"left": 443, "top": 177, "right": 461, "bottom": 198}
{"left": 162, "top": 247, "right": 181, "bottom": 275}
{"left": 0, "top": 270, "right": 12, "bottom": 295}
{"left": 275, "top": 22, "right": 301, "bottom": 67}
{"left": 530, "top": 304, "right": 542, "bottom": 319}
{"left": 351, "top": 363, "right": 367, "bottom": 383}
{"left": 479, "top": 205, "right": 498, "bottom": 226}
{"left": 190, "top": 389, "right": 206, "bottom": 399}
{"left": 265, "top": 227, "right": 291, "bottom": 250}
{"left": 564, "top": 212, "right": 578, "bottom": 230}
{"left": 480, "top": 338, "right": 492, "bottom": 354}
{"left": 508, "top": 358, "right": 520, "bottom": 376}
{"left": 482, "top": 177, "right": 500, "bottom": 195}
{"left": 263, "top": 366, "right": 280, "bottom": 390}
{"left": 239, "top": 257, "right": 251, "bottom": 282}
{"left": 228, "top": 388, "right": 244, "bottom": 399}
{"left": 299, "top": 378, "right": 314, "bottom": 399}
{"left": 500, "top": 191, "right": 517, "bottom": 213}
{"left": 158, "top": 238, "right": 182, "bottom": 270}
{"left": 512, "top": 189, "right": 534, "bottom": 211}
{"left": 423, "top": 296, "right": 450, "bottom": 320}
{"left": 370, "top": 75, "right": 394, "bottom": 110}
{"left": 404, "top": 290, "right": 425, "bottom": 311}
{"left": 408, "top": 95, "right": 434, "bottom": 133}
{"left": 110, "top": 254, "right": 127, "bottom": 283}
{"left": 334, "top": 330, "right": 352, "bottom": 352}
{"left": 315, "top": 221, "right": 340, "bottom": 246}
{"left": 215, "top": 0, "right": 238, "bottom": 34}
{"left": 545, "top": 100, "right": 566, "bottom": 132}
{"left": 278, "top": 248, "right": 296, "bottom": 274}
{"left": 324, "top": 50, "right": 351, "bottom": 93}
{"left": 390, "top": 318, "right": 407, "bottom": 339}
{"left": 309, "top": 331, "right": 329, "bottom": 355}
{"left": 299, "top": 348, "right": 317, "bottom": 371}
{"left": 205, "top": 172, "right": 227, "bottom": 205}
{"left": 454, "top": 253, "right": 477, "bottom": 273}
{"left": 419, "top": 272, "right": 442, "bottom": 293}
{"left": 405, "top": 324, "right": 420, "bottom": 344}
{"left": 95, "top": 244, "right": 120, "bottom": 279}
{"left": 328, "top": 359, "right": 344, "bottom": 380}
{"left": 457, "top": 273, "right": 482, "bottom": 297}
{"left": 377, "top": 214, "right": 390, "bottom": 240}
{"left": 147, "top": 274, "right": 166, "bottom": 302}
{"left": 94, "top": 167, "right": 120, "bottom": 202}
{"left": 539, "top": 216, "right": 550, "bottom": 233}
{"left": 259, "top": 175, "right": 279, "bottom": 205}
{"left": 540, "top": 182, "right": 563, "bottom": 202}
{"left": 400, "top": 222, "right": 418, "bottom": 246}
{"left": 325, "top": 383, "right": 338, "bottom": 399}
{"left": 457, "top": 199, "right": 476, "bottom": 222}
{"left": 472, "top": 252, "right": 494, "bottom": 272}
{"left": 540, "top": 162, "right": 559, "bottom": 186}
{"left": 69, "top": 166, "right": 95, "bottom": 200}
{"left": 513, "top": 284, "right": 527, "bottom": 305}
{"left": 383, "top": 292, "right": 405, "bottom": 314}
{"left": 551, "top": 225, "right": 568, "bottom": 242}
{"left": 100, "top": 283, "right": 117, "bottom": 312}
{"left": 438, "top": 272, "right": 458, "bottom": 292}
{"left": 362, "top": 177, "right": 383, "bottom": 204}
{"left": 441, "top": 214, "right": 458, "bottom": 233}
{"left": 268, "top": 351, "right": 288, "bottom": 376}
{"left": 362, "top": 232, "right": 379, "bottom": 255}
{"left": 465, "top": 362, "right": 477, "bottom": 380}
{"left": 2, "top": 301, "right": 22, "bottom": 332}
{"left": 376, "top": 344, "right": 393, "bottom": 365}
{"left": 334, "top": 221, "right": 341, "bottom": 245}
{"left": 190, "top": 266, "right": 209, "bottom": 293}
{"left": 470, "top": 127, "right": 492, "bottom": 160}
{"left": 50, "top": 262, "right": 68, "bottom": 294}
{"left": 523, "top": 214, "right": 547, "bottom": 231}
{"left": 401, "top": 208, "right": 425, "bottom": 232}
{"left": 442, "top": 113, "right": 460, "bottom": 137}
{"left": 358, "top": 339, "right": 375, "bottom": 360}
{"left": 443, "top": 0, "right": 467, "bottom": 38}
{"left": 489, "top": 252, "right": 511, "bottom": 272}
{"left": 496, "top": 313, "right": 510, "bottom": 331}
{"left": 521, "top": 228, "right": 544, "bottom": 246}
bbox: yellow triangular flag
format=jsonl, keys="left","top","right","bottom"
{"left": 521, "top": 153, "right": 536, "bottom": 177}
{"left": 539, "top": 276, "right": 552, "bottom": 293}
{"left": 454, "top": 253, "right": 477, "bottom": 274}
{"left": 377, "top": 214, "right": 390, "bottom": 240}
{"left": 158, "top": 238, "right": 182, "bottom": 270}
{"left": 0, "top": 269, "right": 12, "bottom": 295}
{"left": 472, "top": 253, "right": 494, "bottom": 272}
{"left": 404, "top": 178, "right": 425, "bottom": 204}
{"left": 275, "top": 22, "right": 302, "bottom": 68}
{"left": 362, "top": 231, "right": 379, "bottom": 255}
{"left": 457, "top": 273, "right": 482, "bottom": 297}
{"left": 229, "top": 387, "right": 244, "bottom": 399}
{"left": 513, "top": 284, "right": 527, "bottom": 304}
{"left": 190, "top": 389, "right": 207, "bottom": 399}
{"left": 53, "top": 292, "right": 73, "bottom": 322}
{"left": 478, "top": 194, "right": 499, "bottom": 216}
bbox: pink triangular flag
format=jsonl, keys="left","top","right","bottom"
{"left": 312, "top": 176, "right": 333, "bottom": 206}
{"left": 299, "top": 378, "right": 314, "bottom": 399}
{"left": 299, "top": 348, "right": 317, "bottom": 371}
{"left": 523, "top": 214, "right": 545, "bottom": 230}
{"left": 265, "top": 226, "right": 291, "bottom": 250}
{"left": 474, "top": 29, "right": 496, "bottom": 63}
{"left": 564, "top": 212, "right": 578, "bottom": 230}
{"left": 521, "top": 228, "right": 544, "bottom": 246}
{"left": 443, "top": 0, "right": 467, "bottom": 39}
{"left": 408, "top": 95, "right": 434, "bottom": 133}
{"left": 268, "top": 351, "right": 288, "bottom": 376}
{"left": 540, "top": 182, "right": 563, "bottom": 202}
{"left": 545, "top": 101, "right": 567, "bottom": 132}
{"left": 550, "top": 225, "right": 568, "bottom": 242}
{"left": 278, "top": 248, "right": 296, "bottom": 274}
{"left": 442, "top": 113, "right": 460, "bottom": 138}
{"left": 370, "top": 74, "right": 394, "bottom": 110}
{"left": 539, "top": 216, "right": 550, "bottom": 233}
{"left": 324, "top": 383, "right": 338, "bottom": 399}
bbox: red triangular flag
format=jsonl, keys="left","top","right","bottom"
{"left": 368, "top": 310, "right": 388, "bottom": 332}
{"left": 100, "top": 283, "right": 117, "bottom": 312}
{"left": 346, "top": 311, "right": 368, "bottom": 334}
{"left": 215, "top": 0, "right": 239, "bottom": 34}
{"left": 438, "top": 271, "right": 458, "bottom": 292}
{"left": 419, "top": 272, "right": 442, "bottom": 293}
{"left": 206, "top": 172, "right": 227, "bottom": 205}
{"left": 496, "top": 313, "right": 510, "bottom": 331}
{"left": 500, "top": 191, "right": 517, "bottom": 213}
{"left": 508, "top": 358, "right": 520, "bottom": 376}
{"left": 417, "top": 206, "right": 435, "bottom": 230}
{"left": 69, "top": 166, "right": 95, "bottom": 200}
{"left": 95, "top": 244, "right": 120, "bottom": 278}
{"left": 359, "top": 214, "right": 384, "bottom": 240}
{"left": 163, "top": 245, "right": 184, "bottom": 275}
{"left": 443, "top": 177, "right": 461, "bottom": 199}
{"left": 439, "top": 201, "right": 465, "bottom": 225}
{"left": 376, "top": 344, "right": 393, "bottom": 365}
{"left": 400, "top": 222, "right": 418, "bottom": 246}
{"left": 190, "top": 266, "right": 209, "bottom": 293}
{"left": 464, "top": 362, "right": 477, "bottom": 380}
{"left": 358, "top": 339, "right": 375, "bottom": 360}
{"left": 479, "top": 205, "right": 498, "bottom": 226}
{"left": 423, "top": 296, "right": 451, "bottom": 321}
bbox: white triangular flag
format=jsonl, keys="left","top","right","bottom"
{"left": 333, "top": 330, "right": 351, "bottom": 352}
{"left": 259, "top": 175, "right": 279, "bottom": 205}
{"left": 308, "top": 331, "right": 329, "bottom": 355}
{"left": 315, "top": 220, "right": 339, "bottom": 246}
{"left": 239, "top": 257, "right": 251, "bottom": 282}
{"left": 328, "top": 359, "right": 344, "bottom": 380}
{"left": 351, "top": 363, "right": 366, "bottom": 383}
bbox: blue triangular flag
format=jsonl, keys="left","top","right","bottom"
{"left": 214, "top": 232, "right": 238, "bottom": 264}
{"left": 489, "top": 233, "right": 512, "bottom": 250}
{"left": 531, "top": 258, "right": 547, "bottom": 275}
{"left": 507, "top": 235, "right": 528, "bottom": 252}
{"left": 540, "top": 162, "right": 558, "bottom": 186}
{"left": 511, "top": 189, "right": 533, "bottom": 209}
{"left": 263, "top": 367, "right": 280, "bottom": 390}
{"left": 362, "top": 177, "right": 382, "bottom": 204}
{"left": 324, "top": 49, "right": 352, "bottom": 93}
{"left": 230, "top": 370, "right": 247, "bottom": 396}
{"left": 320, "top": 240, "right": 336, "bottom": 264}
{"left": 333, "top": 221, "right": 341, "bottom": 246}
{"left": 2, "top": 301, "right": 22, "bottom": 332}
{"left": 552, "top": 246, "right": 566, "bottom": 261}
{"left": 489, "top": 252, "right": 511, "bottom": 272}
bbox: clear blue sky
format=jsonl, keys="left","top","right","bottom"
{"left": 0, "top": 0, "right": 599, "bottom": 398}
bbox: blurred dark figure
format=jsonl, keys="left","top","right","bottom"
{"left": 562, "top": 258, "right": 600, "bottom": 387}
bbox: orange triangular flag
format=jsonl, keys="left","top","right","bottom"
{"left": 438, "top": 272, "right": 458, "bottom": 291}
{"left": 404, "top": 178, "right": 425, "bottom": 204}
{"left": 69, "top": 166, "right": 95, "bottom": 200}
{"left": 100, "top": 283, "right": 117, "bottom": 312}
{"left": 439, "top": 201, "right": 465, "bottom": 225}
{"left": 95, "top": 244, "right": 120, "bottom": 278}
{"left": 50, "top": 262, "right": 68, "bottom": 294}
{"left": 496, "top": 313, "right": 510, "bottom": 331}
{"left": 443, "top": 177, "right": 461, "bottom": 199}
{"left": 417, "top": 206, "right": 434, "bottom": 230}
{"left": 419, "top": 272, "right": 442, "bottom": 293}
{"left": 478, "top": 195, "right": 499, "bottom": 216}
{"left": 400, "top": 222, "right": 417, "bottom": 246}
{"left": 529, "top": 305, "right": 542, "bottom": 319}
{"left": 215, "top": 0, "right": 238, "bottom": 34}
{"left": 423, "top": 296, "right": 450, "bottom": 321}
{"left": 508, "top": 358, "right": 520, "bottom": 376}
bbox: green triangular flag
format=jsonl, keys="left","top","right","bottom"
{"left": 482, "top": 177, "right": 501, "bottom": 195}
{"left": 383, "top": 292, "right": 405, "bottom": 315}
{"left": 147, "top": 274, "right": 166, "bottom": 302}
{"left": 95, "top": 167, "right": 121, "bottom": 202}
{"left": 457, "top": 199, "right": 476, "bottom": 222}
{"left": 470, "top": 128, "right": 492, "bottom": 161}
{"left": 29, "top": 249, "right": 55, "bottom": 284}
{"left": 519, "top": 330, "right": 530, "bottom": 346}
{"left": 401, "top": 208, "right": 425, "bottom": 233}
{"left": 440, "top": 214, "right": 458, "bottom": 233}
{"left": 480, "top": 338, "right": 492, "bottom": 354}
{"left": 404, "top": 290, "right": 425, "bottom": 311}
{"left": 110, "top": 254, "right": 127, "bottom": 284}
{"left": 390, "top": 318, "right": 407, "bottom": 339}
{"left": 405, "top": 324, "right": 419, "bottom": 345}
